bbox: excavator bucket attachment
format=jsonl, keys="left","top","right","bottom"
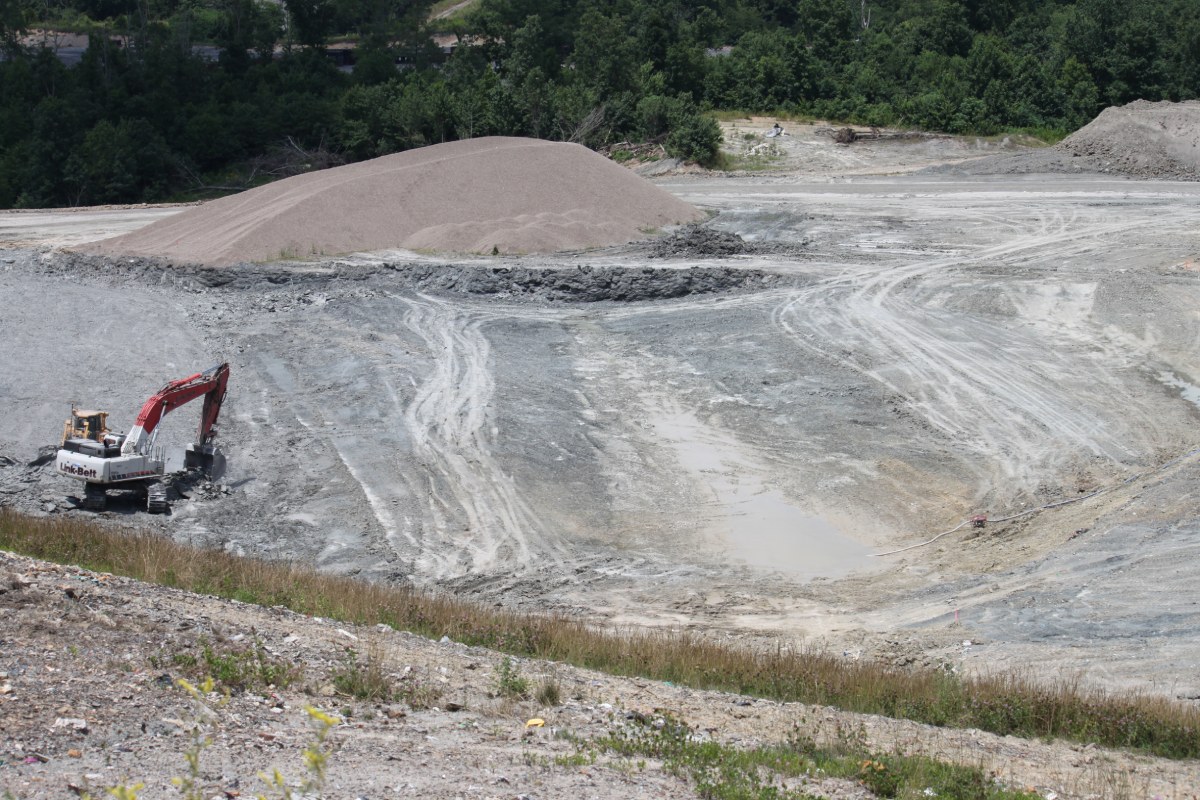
{"left": 184, "top": 443, "right": 226, "bottom": 481}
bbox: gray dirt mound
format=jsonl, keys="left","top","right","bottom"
{"left": 647, "top": 224, "right": 809, "bottom": 259}
{"left": 928, "top": 100, "right": 1200, "bottom": 180}
{"left": 1056, "top": 100, "right": 1200, "bottom": 180}
{"left": 86, "top": 137, "right": 705, "bottom": 265}
{"left": 649, "top": 225, "right": 750, "bottom": 258}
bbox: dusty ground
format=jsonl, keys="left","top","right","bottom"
{"left": 3, "top": 550, "right": 1198, "bottom": 800}
{"left": 3, "top": 123, "right": 1200, "bottom": 715}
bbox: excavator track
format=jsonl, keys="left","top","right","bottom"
{"left": 83, "top": 483, "right": 106, "bottom": 511}
{"left": 147, "top": 482, "right": 169, "bottom": 514}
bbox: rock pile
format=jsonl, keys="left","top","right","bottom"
{"left": 1057, "top": 99, "right": 1200, "bottom": 180}
{"left": 942, "top": 99, "right": 1200, "bottom": 180}
{"left": 649, "top": 225, "right": 750, "bottom": 258}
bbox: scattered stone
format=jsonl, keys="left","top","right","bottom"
{"left": 647, "top": 223, "right": 806, "bottom": 259}
{"left": 52, "top": 717, "right": 89, "bottom": 733}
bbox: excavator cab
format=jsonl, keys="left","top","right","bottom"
{"left": 62, "top": 408, "right": 109, "bottom": 447}
{"left": 61, "top": 407, "right": 126, "bottom": 459}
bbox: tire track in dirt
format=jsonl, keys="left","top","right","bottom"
{"left": 399, "top": 294, "right": 572, "bottom": 578}
{"left": 772, "top": 203, "right": 1192, "bottom": 501}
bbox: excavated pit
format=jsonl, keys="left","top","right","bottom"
{"left": 7, "top": 112, "right": 1200, "bottom": 698}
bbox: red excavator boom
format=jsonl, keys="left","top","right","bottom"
{"left": 121, "top": 362, "right": 230, "bottom": 456}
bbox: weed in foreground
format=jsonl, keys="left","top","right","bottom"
{"left": 536, "top": 676, "right": 562, "bottom": 707}
{"left": 75, "top": 683, "right": 339, "bottom": 800}
{"left": 172, "top": 677, "right": 228, "bottom": 800}
{"left": 395, "top": 667, "right": 444, "bottom": 710}
{"left": 495, "top": 656, "right": 529, "bottom": 699}
{"left": 330, "top": 644, "right": 392, "bottom": 701}
{"left": 258, "top": 706, "right": 339, "bottom": 799}
{"left": 152, "top": 636, "right": 300, "bottom": 693}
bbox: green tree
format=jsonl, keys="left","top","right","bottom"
{"left": 795, "top": 0, "right": 856, "bottom": 64}
{"left": 285, "top": 0, "right": 335, "bottom": 47}
{"left": 503, "top": 13, "right": 557, "bottom": 82}
{"left": 897, "top": 0, "right": 973, "bottom": 57}
{"left": 1058, "top": 56, "right": 1098, "bottom": 129}
{"left": 65, "top": 117, "right": 172, "bottom": 204}
{"left": 0, "top": 0, "right": 30, "bottom": 57}
{"left": 663, "top": 98, "right": 720, "bottom": 165}
{"left": 707, "top": 29, "right": 816, "bottom": 108}
{"left": 570, "top": 9, "right": 634, "bottom": 96}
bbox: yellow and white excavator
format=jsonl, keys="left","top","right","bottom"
{"left": 56, "top": 362, "right": 230, "bottom": 513}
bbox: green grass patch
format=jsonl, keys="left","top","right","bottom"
{"left": 495, "top": 656, "right": 529, "bottom": 699}
{"left": 151, "top": 635, "right": 302, "bottom": 692}
{"left": 330, "top": 645, "right": 393, "bottom": 701}
{"left": 3, "top": 508, "right": 1199, "bottom": 759}
{"left": 591, "top": 713, "right": 1040, "bottom": 799}
{"left": 716, "top": 148, "right": 784, "bottom": 172}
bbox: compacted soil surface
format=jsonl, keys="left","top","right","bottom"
{"left": 2, "top": 117, "right": 1200, "bottom": 746}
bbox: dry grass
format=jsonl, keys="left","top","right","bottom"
{"left": 2, "top": 508, "right": 1198, "bottom": 759}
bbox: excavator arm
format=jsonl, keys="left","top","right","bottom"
{"left": 120, "top": 363, "right": 230, "bottom": 456}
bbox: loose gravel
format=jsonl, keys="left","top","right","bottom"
{"left": 87, "top": 137, "right": 706, "bottom": 265}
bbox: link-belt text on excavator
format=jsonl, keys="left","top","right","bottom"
{"left": 58, "top": 462, "right": 97, "bottom": 478}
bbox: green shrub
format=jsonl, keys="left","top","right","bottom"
{"left": 665, "top": 110, "right": 722, "bottom": 166}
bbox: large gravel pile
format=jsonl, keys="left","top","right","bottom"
{"left": 89, "top": 137, "right": 705, "bottom": 265}
{"left": 929, "top": 99, "right": 1200, "bottom": 180}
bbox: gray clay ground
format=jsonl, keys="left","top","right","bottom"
{"left": 3, "top": 130, "right": 1200, "bottom": 704}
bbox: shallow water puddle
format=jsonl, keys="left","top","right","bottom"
{"left": 649, "top": 406, "right": 873, "bottom": 579}
{"left": 1157, "top": 370, "right": 1200, "bottom": 411}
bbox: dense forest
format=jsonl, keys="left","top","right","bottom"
{"left": 0, "top": 0, "right": 1198, "bottom": 207}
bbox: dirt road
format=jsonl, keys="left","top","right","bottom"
{"left": 3, "top": 143, "right": 1200, "bottom": 700}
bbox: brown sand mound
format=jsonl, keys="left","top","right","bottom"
{"left": 1056, "top": 99, "right": 1200, "bottom": 180}
{"left": 89, "top": 137, "right": 705, "bottom": 265}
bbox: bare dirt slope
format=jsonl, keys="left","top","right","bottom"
{"left": 87, "top": 137, "right": 705, "bottom": 264}
{"left": 715, "top": 116, "right": 1039, "bottom": 176}
{"left": 3, "top": 550, "right": 1196, "bottom": 800}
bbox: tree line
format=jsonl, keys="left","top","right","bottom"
{"left": 0, "top": 0, "right": 1197, "bottom": 207}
